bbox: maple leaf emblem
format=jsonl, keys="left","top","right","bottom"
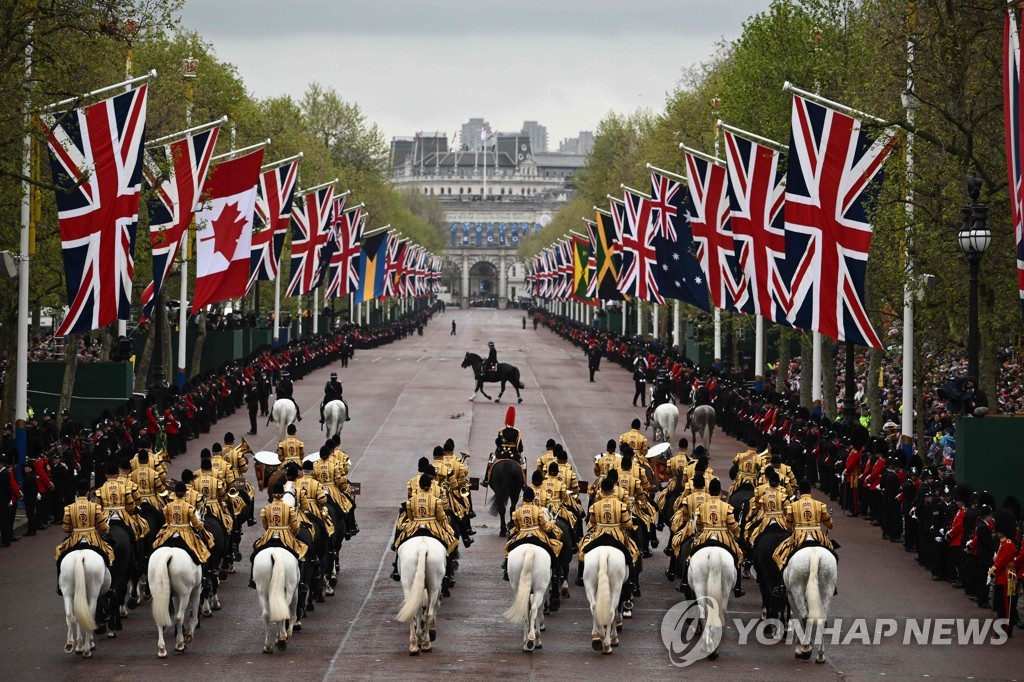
{"left": 203, "top": 201, "right": 246, "bottom": 262}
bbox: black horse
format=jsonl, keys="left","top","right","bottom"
{"left": 462, "top": 352, "right": 525, "bottom": 403}
{"left": 752, "top": 523, "right": 790, "bottom": 634}
{"left": 106, "top": 521, "right": 135, "bottom": 633}
{"left": 487, "top": 459, "right": 525, "bottom": 536}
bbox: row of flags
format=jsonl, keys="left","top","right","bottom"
{"left": 41, "top": 82, "right": 440, "bottom": 337}
{"left": 528, "top": 90, "right": 896, "bottom": 349}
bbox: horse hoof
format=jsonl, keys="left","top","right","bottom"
{"left": 795, "top": 650, "right": 811, "bottom": 660}
{"left": 524, "top": 639, "right": 535, "bottom": 652}
{"left": 175, "top": 643, "right": 186, "bottom": 652}
{"left": 329, "top": 577, "right": 338, "bottom": 588}
{"left": 708, "top": 650, "right": 719, "bottom": 661}
{"left": 293, "top": 622, "right": 302, "bottom": 632}
{"left": 616, "top": 622, "right": 624, "bottom": 632}
{"left": 494, "top": 398, "right": 500, "bottom": 403}
{"left": 517, "top": 398, "right": 523, "bottom": 404}
{"left": 816, "top": 655, "right": 826, "bottom": 664}
{"left": 420, "top": 643, "right": 432, "bottom": 653}
{"left": 65, "top": 643, "right": 74, "bottom": 654}
{"left": 276, "top": 639, "right": 287, "bottom": 652}
{"left": 623, "top": 610, "right": 632, "bottom": 619}
{"left": 184, "top": 633, "right": 194, "bottom": 644}
{"left": 263, "top": 646, "right": 273, "bottom": 655}
{"left": 611, "top": 638, "right": 619, "bottom": 647}
{"left": 602, "top": 646, "right": 612, "bottom": 655}
{"left": 127, "top": 597, "right": 139, "bottom": 610}
{"left": 591, "top": 637, "right": 603, "bottom": 652}
{"left": 535, "top": 642, "right": 543, "bottom": 649}
{"left": 429, "top": 629, "right": 436, "bottom": 642}
{"left": 82, "top": 649, "right": 92, "bottom": 659}
{"left": 158, "top": 648, "right": 167, "bottom": 658}
{"left": 409, "top": 648, "right": 419, "bottom": 656}
{"left": 499, "top": 529, "right": 507, "bottom": 538}
{"left": 561, "top": 588, "right": 570, "bottom": 599}
{"left": 107, "top": 631, "right": 116, "bottom": 638}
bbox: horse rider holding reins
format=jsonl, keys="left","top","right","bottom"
{"left": 320, "top": 372, "right": 351, "bottom": 424}
{"left": 645, "top": 370, "right": 676, "bottom": 428}
{"left": 276, "top": 369, "right": 301, "bottom": 421}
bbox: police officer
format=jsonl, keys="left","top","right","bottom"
{"left": 485, "top": 341, "right": 498, "bottom": 374}
{"left": 321, "top": 372, "right": 350, "bottom": 423}
{"left": 277, "top": 370, "right": 300, "bottom": 421}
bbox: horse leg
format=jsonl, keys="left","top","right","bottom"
{"left": 496, "top": 380, "right": 504, "bottom": 403}
{"left": 408, "top": 620, "right": 420, "bottom": 656}
{"left": 64, "top": 598, "right": 76, "bottom": 654}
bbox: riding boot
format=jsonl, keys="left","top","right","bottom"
{"left": 248, "top": 552, "right": 257, "bottom": 589}
{"left": 391, "top": 555, "right": 400, "bottom": 582}
{"left": 441, "top": 559, "right": 453, "bottom": 598}
{"left": 502, "top": 557, "right": 509, "bottom": 582}
{"left": 733, "top": 569, "right": 745, "bottom": 598}
{"left": 575, "top": 560, "right": 585, "bottom": 587}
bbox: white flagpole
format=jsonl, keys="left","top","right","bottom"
{"left": 755, "top": 316, "right": 765, "bottom": 390}
{"left": 15, "top": 25, "right": 33, "bottom": 465}
{"left": 712, "top": 123, "right": 723, "bottom": 365}
{"left": 812, "top": 331, "right": 823, "bottom": 409}
{"left": 637, "top": 301, "right": 643, "bottom": 336}
{"left": 175, "top": 74, "right": 194, "bottom": 388}
{"left": 652, "top": 304, "right": 660, "bottom": 341}
{"left": 349, "top": 292, "right": 354, "bottom": 324}
{"left": 312, "top": 287, "right": 319, "bottom": 334}
{"left": 673, "top": 301, "right": 681, "bottom": 349}
{"left": 622, "top": 299, "right": 627, "bottom": 335}
{"left": 273, "top": 264, "right": 282, "bottom": 347}
{"left": 901, "top": 16, "right": 918, "bottom": 448}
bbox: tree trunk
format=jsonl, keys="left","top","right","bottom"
{"left": 822, "top": 340, "right": 835, "bottom": 421}
{"left": 59, "top": 332, "right": 79, "bottom": 415}
{"left": 0, "top": 307, "right": 17, "bottom": 426}
{"left": 159, "top": 292, "right": 172, "bottom": 381}
{"left": 134, "top": 321, "right": 155, "bottom": 392}
{"left": 775, "top": 328, "right": 790, "bottom": 393}
{"left": 730, "top": 317, "right": 741, "bottom": 368}
{"left": 98, "top": 324, "right": 113, "bottom": 361}
{"left": 189, "top": 309, "right": 206, "bottom": 380}
{"left": 799, "top": 332, "right": 813, "bottom": 409}
{"left": 867, "top": 346, "right": 883, "bottom": 432}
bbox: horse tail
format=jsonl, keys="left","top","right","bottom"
{"left": 488, "top": 463, "right": 512, "bottom": 517}
{"left": 504, "top": 548, "right": 534, "bottom": 624}
{"left": 268, "top": 552, "right": 292, "bottom": 623}
{"left": 396, "top": 543, "right": 428, "bottom": 623}
{"left": 806, "top": 551, "right": 822, "bottom": 625}
{"left": 72, "top": 553, "right": 97, "bottom": 632}
{"left": 514, "top": 369, "right": 525, "bottom": 390}
{"left": 150, "top": 551, "right": 173, "bottom": 629}
{"left": 702, "top": 417, "right": 712, "bottom": 450}
{"left": 706, "top": 552, "right": 724, "bottom": 631}
{"left": 595, "top": 551, "right": 612, "bottom": 628}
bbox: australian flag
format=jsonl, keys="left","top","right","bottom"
{"left": 648, "top": 170, "right": 710, "bottom": 312}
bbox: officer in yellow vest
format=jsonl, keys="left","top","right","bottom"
{"left": 536, "top": 438, "right": 558, "bottom": 474}
{"left": 131, "top": 446, "right": 167, "bottom": 484}
{"left": 191, "top": 457, "right": 234, "bottom": 533}
{"left": 432, "top": 445, "right": 471, "bottom": 548}
{"left": 541, "top": 461, "right": 577, "bottom": 528}
{"left": 688, "top": 477, "right": 745, "bottom": 596}
{"left": 443, "top": 437, "right": 476, "bottom": 530}
{"left": 55, "top": 480, "right": 114, "bottom": 594}
{"left": 729, "top": 447, "right": 761, "bottom": 495}
{"left": 221, "top": 432, "right": 256, "bottom": 526}
{"left": 667, "top": 474, "right": 711, "bottom": 583}
{"left": 503, "top": 486, "right": 564, "bottom": 580}
{"left": 297, "top": 460, "right": 335, "bottom": 537}
{"left": 618, "top": 450, "right": 658, "bottom": 557}
{"left": 328, "top": 435, "right": 359, "bottom": 536}
{"left": 773, "top": 480, "right": 835, "bottom": 569}
{"left": 392, "top": 474, "right": 459, "bottom": 596}
{"left": 278, "top": 424, "right": 305, "bottom": 466}
{"left": 152, "top": 481, "right": 213, "bottom": 565}
{"left": 593, "top": 439, "right": 620, "bottom": 479}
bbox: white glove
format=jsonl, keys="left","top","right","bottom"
{"left": 934, "top": 536, "right": 943, "bottom": 543}
{"left": 36, "top": 493, "right": 41, "bottom": 501}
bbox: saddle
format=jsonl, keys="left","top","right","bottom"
{"left": 55, "top": 543, "right": 110, "bottom": 569}
{"left": 583, "top": 534, "right": 633, "bottom": 567}
{"left": 690, "top": 538, "right": 740, "bottom": 567}
{"left": 507, "top": 535, "right": 557, "bottom": 562}
{"left": 253, "top": 538, "right": 302, "bottom": 563}
{"left": 777, "top": 539, "right": 839, "bottom": 572}
{"left": 162, "top": 536, "right": 204, "bottom": 565}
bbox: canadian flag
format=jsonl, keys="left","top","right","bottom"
{"left": 193, "top": 149, "right": 264, "bottom": 309}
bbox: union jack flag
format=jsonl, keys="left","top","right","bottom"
{"left": 43, "top": 85, "right": 149, "bottom": 336}
{"left": 286, "top": 186, "right": 334, "bottom": 297}
{"left": 648, "top": 171, "right": 681, "bottom": 241}
{"left": 1005, "top": 9, "right": 1024, "bottom": 320}
{"left": 414, "top": 246, "right": 429, "bottom": 297}
{"left": 722, "top": 129, "right": 789, "bottom": 323}
{"left": 249, "top": 160, "right": 299, "bottom": 291}
{"left": 324, "top": 206, "right": 363, "bottom": 298}
{"left": 782, "top": 95, "right": 895, "bottom": 348}
{"left": 684, "top": 149, "right": 747, "bottom": 312}
{"left": 382, "top": 235, "right": 406, "bottom": 298}
{"left": 616, "top": 192, "right": 664, "bottom": 303}
{"left": 313, "top": 194, "right": 346, "bottom": 293}
{"left": 139, "top": 123, "right": 220, "bottom": 322}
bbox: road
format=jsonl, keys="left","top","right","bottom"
{"left": 1, "top": 308, "right": 1019, "bottom": 681}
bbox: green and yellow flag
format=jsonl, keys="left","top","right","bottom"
{"left": 587, "top": 210, "right": 625, "bottom": 300}
{"left": 572, "top": 233, "right": 594, "bottom": 303}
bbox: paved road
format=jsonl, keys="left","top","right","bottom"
{"left": 1, "top": 309, "right": 1019, "bottom": 681}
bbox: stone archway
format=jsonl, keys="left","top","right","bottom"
{"left": 468, "top": 261, "right": 498, "bottom": 307}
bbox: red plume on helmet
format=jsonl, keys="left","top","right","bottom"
{"left": 505, "top": 406, "right": 516, "bottom": 427}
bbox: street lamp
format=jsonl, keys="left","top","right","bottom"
{"left": 956, "top": 175, "right": 990, "bottom": 384}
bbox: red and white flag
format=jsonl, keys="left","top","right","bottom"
{"left": 193, "top": 149, "right": 264, "bottom": 309}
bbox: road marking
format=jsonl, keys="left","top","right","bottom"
{"left": 372, "top": 356, "right": 382, "bottom": 363}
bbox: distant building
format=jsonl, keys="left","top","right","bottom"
{"left": 558, "top": 131, "right": 594, "bottom": 156}
{"left": 390, "top": 119, "right": 589, "bottom": 309}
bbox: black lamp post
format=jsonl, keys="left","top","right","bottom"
{"left": 956, "top": 175, "right": 991, "bottom": 383}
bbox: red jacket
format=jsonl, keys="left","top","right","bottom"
{"left": 992, "top": 538, "right": 1018, "bottom": 586}
{"left": 145, "top": 407, "right": 160, "bottom": 436}
{"left": 844, "top": 449, "right": 862, "bottom": 485}
{"left": 947, "top": 508, "right": 965, "bottom": 547}
{"left": 31, "top": 459, "right": 52, "bottom": 491}
{"left": 163, "top": 410, "right": 179, "bottom": 435}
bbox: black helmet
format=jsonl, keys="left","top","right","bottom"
{"left": 487, "top": 341, "right": 495, "bottom": 348}
{"left": 330, "top": 372, "right": 337, "bottom": 380}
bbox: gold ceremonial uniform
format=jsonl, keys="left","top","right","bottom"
{"left": 394, "top": 490, "right": 457, "bottom": 553}
{"left": 730, "top": 451, "right": 761, "bottom": 493}
{"left": 130, "top": 465, "right": 166, "bottom": 510}
{"left": 432, "top": 458, "right": 468, "bottom": 518}
{"left": 540, "top": 475, "right": 576, "bottom": 525}
{"left": 277, "top": 436, "right": 305, "bottom": 466}
{"left": 670, "top": 489, "right": 711, "bottom": 554}
{"left": 578, "top": 492, "right": 640, "bottom": 564}
{"left": 617, "top": 468, "right": 657, "bottom": 526}
{"left": 536, "top": 449, "right": 557, "bottom": 474}
{"left": 296, "top": 476, "right": 334, "bottom": 536}
{"left": 96, "top": 475, "right": 148, "bottom": 539}
{"left": 667, "top": 452, "right": 691, "bottom": 479}
{"left": 254, "top": 499, "right": 308, "bottom": 559}
{"left": 55, "top": 495, "right": 114, "bottom": 564}
{"left": 222, "top": 444, "right": 249, "bottom": 480}
{"left": 619, "top": 429, "right": 649, "bottom": 460}
{"left": 682, "top": 471, "right": 719, "bottom": 498}
{"left": 313, "top": 457, "right": 352, "bottom": 512}
{"left": 692, "top": 497, "right": 743, "bottom": 563}
{"left": 152, "top": 497, "right": 212, "bottom": 563}
{"left": 191, "top": 471, "right": 234, "bottom": 533}
{"left": 504, "top": 501, "right": 563, "bottom": 557}
{"left": 131, "top": 451, "right": 167, "bottom": 482}
{"left": 593, "top": 452, "right": 620, "bottom": 478}
{"left": 556, "top": 462, "right": 583, "bottom": 514}
{"left": 747, "top": 485, "right": 790, "bottom": 544}
{"left": 406, "top": 474, "right": 448, "bottom": 510}
{"left": 773, "top": 493, "right": 834, "bottom": 568}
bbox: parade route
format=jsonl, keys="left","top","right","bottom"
{"left": 1, "top": 309, "right": 1019, "bottom": 681}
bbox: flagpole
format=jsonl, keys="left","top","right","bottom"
{"left": 175, "top": 64, "right": 195, "bottom": 389}
{"left": 261, "top": 151, "right": 304, "bottom": 172}
{"left": 715, "top": 121, "right": 788, "bottom": 153}
{"left": 673, "top": 301, "right": 681, "bottom": 350}
{"left": 211, "top": 138, "right": 271, "bottom": 163}
{"left": 646, "top": 164, "right": 687, "bottom": 183}
{"left": 783, "top": 81, "right": 889, "bottom": 126}
{"left": 273, "top": 263, "right": 282, "bottom": 347}
{"left": 297, "top": 179, "right": 340, "bottom": 196}
{"left": 901, "top": 5, "right": 918, "bottom": 450}
{"left": 41, "top": 69, "right": 157, "bottom": 114}
{"left": 15, "top": 20, "right": 34, "bottom": 469}
{"left": 711, "top": 125, "right": 723, "bottom": 366}
{"left": 313, "top": 287, "right": 319, "bottom": 334}
{"left": 145, "top": 116, "right": 228, "bottom": 148}
{"left": 755, "top": 316, "right": 765, "bottom": 391}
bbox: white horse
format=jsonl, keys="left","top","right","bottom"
{"left": 59, "top": 550, "right": 111, "bottom": 658}
{"left": 253, "top": 547, "right": 300, "bottom": 654}
{"left": 504, "top": 544, "right": 551, "bottom": 652}
{"left": 583, "top": 546, "right": 627, "bottom": 655}
{"left": 784, "top": 546, "right": 838, "bottom": 663}
{"left": 395, "top": 536, "right": 447, "bottom": 656}
{"left": 687, "top": 546, "right": 737, "bottom": 661}
{"left": 690, "top": 404, "right": 716, "bottom": 452}
{"left": 652, "top": 403, "right": 678, "bottom": 444}
{"left": 323, "top": 399, "right": 347, "bottom": 440}
{"left": 271, "top": 398, "right": 298, "bottom": 443}
{"left": 148, "top": 546, "right": 202, "bottom": 658}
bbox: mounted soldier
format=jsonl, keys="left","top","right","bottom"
{"left": 484, "top": 341, "right": 499, "bottom": 376}
{"left": 276, "top": 369, "right": 300, "bottom": 421}
{"left": 484, "top": 406, "right": 523, "bottom": 487}
{"left": 646, "top": 370, "right": 675, "bottom": 428}
{"left": 320, "top": 372, "right": 351, "bottom": 424}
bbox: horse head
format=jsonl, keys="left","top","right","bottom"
{"left": 461, "top": 352, "right": 479, "bottom": 368}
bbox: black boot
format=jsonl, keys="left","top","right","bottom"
{"left": 502, "top": 558, "right": 509, "bottom": 581}
{"left": 733, "top": 571, "right": 745, "bottom": 598}
{"left": 575, "top": 560, "right": 584, "bottom": 587}
{"left": 391, "top": 556, "right": 400, "bottom": 582}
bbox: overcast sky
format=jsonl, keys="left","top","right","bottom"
{"left": 180, "top": 0, "right": 774, "bottom": 148}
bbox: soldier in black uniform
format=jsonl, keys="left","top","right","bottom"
{"left": 484, "top": 406, "right": 523, "bottom": 487}
{"left": 484, "top": 341, "right": 498, "bottom": 376}
{"left": 277, "top": 370, "right": 301, "bottom": 421}
{"left": 646, "top": 370, "right": 675, "bottom": 427}
{"left": 320, "top": 372, "right": 350, "bottom": 423}
{"left": 245, "top": 382, "right": 260, "bottom": 436}
{"left": 257, "top": 372, "right": 271, "bottom": 416}
{"left": 587, "top": 341, "right": 602, "bottom": 382}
